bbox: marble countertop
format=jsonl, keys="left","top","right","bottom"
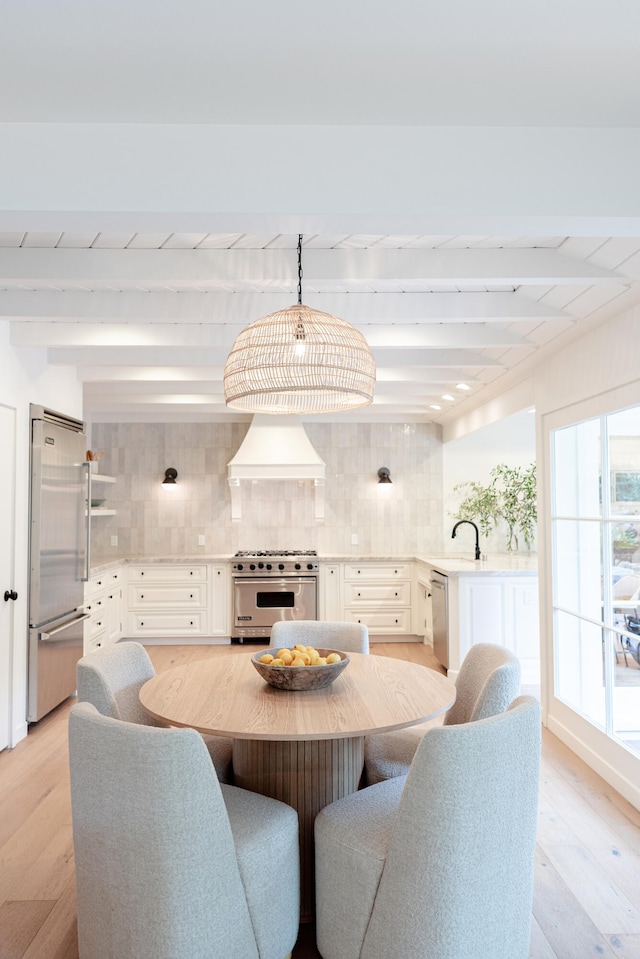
{"left": 414, "top": 553, "right": 538, "bottom": 575}
{"left": 90, "top": 553, "right": 537, "bottom": 575}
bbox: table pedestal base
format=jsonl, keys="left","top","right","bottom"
{"left": 233, "top": 736, "right": 364, "bottom": 921}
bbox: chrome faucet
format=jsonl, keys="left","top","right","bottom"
{"left": 451, "top": 520, "right": 481, "bottom": 560}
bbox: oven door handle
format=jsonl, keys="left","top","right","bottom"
{"left": 234, "top": 577, "right": 317, "bottom": 586}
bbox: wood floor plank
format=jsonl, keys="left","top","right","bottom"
{"left": 0, "top": 900, "right": 56, "bottom": 959}
{"left": 19, "top": 878, "right": 78, "bottom": 959}
{"left": 542, "top": 843, "right": 640, "bottom": 936}
{"left": 539, "top": 768, "right": 640, "bottom": 913}
{"left": 528, "top": 915, "right": 558, "bottom": 959}
{"left": 607, "top": 933, "right": 640, "bottom": 956}
{"left": 532, "top": 848, "right": 619, "bottom": 959}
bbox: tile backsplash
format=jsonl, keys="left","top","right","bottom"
{"left": 89, "top": 421, "right": 443, "bottom": 560}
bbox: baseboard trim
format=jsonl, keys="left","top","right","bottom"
{"left": 547, "top": 714, "right": 640, "bottom": 812}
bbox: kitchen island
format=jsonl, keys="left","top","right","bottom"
{"left": 414, "top": 553, "right": 539, "bottom": 684}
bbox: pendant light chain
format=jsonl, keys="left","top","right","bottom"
{"left": 297, "top": 234, "right": 303, "bottom": 305}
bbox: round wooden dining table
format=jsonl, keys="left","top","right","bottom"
{"left": 139, "top": 651, "right": 456, "bottom": 920}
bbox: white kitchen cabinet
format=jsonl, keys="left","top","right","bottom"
{"left": 457, "top": 575, "right": 540, "bottom": 685}
{"left": 209, "top": 564, "right": 230, "bottom": 636}
{"left": 320, "top": 565, "right": 343, "bottom": 620}
{"left": 126, "top": 564, "right": 210, "bottom": 638}
{"left": 84, "top": 566, "right": 123, "bottom": 653}
{"left": 412, "top": 563, "right": 433, "bottom": 641}
{"left": 342, "top": 563, "right": 413, "bottom": 636}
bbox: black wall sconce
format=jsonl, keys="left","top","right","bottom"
{"left": 162, "top": 467, "right": 178, "bottom": 486}
{"left": 377, "top": 467, "right": 392, "bottom": 484}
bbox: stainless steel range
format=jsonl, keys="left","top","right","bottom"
{"left": 231, "top": 550, "right": 319, "bottom": 643}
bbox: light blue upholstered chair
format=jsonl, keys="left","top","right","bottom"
{"left": 69, "top": 702, "right": 300, "bottom": 959}
{"left": 364, "top": 642, "right": 521, "bottom": 784}
{"left": 270, "top": 620, "right": 369, "bottom": 654}
{"left": 76, "top": 641, "right": 233, "bottom": 783}
{"left": 315, "top": 696, "right": 541, "bottom": 959}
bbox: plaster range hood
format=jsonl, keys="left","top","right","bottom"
{"left": 227, "top": 414, "right": 326, "bottom": 521}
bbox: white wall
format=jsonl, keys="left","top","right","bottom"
{"left": 0, "top": 321, "right": 82, "bottom": 747}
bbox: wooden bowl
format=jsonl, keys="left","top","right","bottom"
{"left": 251, "top": 648, "right": 350, "bottom": 691}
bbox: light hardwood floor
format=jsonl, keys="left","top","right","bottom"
{"left": 1, "top": 641, "right": 640, "bottom": 959}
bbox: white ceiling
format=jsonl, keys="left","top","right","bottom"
{"left": 3, "top": 1, "right": 640, "bottom": 127}
{"left": 2, "top": 2, "right": 640, "bottom": 425}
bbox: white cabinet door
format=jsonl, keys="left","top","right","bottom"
{"left": 458, "top": 575, "right": 540, "bottom": 685}
{"left": 210, "top": 564, "right": 230, "bottom": 636}
{"left": 504, "top": 580, "right": 540, "bottom": 685}
{"left": 320, "top": 565, "right": 342, "bottom": 621}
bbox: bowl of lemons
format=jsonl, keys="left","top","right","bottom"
{"left": 251, "top": 645, "right": 350, "bottom": 691}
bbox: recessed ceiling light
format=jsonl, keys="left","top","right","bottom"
{"left": 456, "top": 383, "right": 471, "bottom": 391}
{"left": 429, "top": 404, "right": 442, "bottom": 410}
{"left": 441, "top": 394, "right": 455, "bottom": 401}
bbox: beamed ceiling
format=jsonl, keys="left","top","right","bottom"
{"left": 2, "top": 231, "right": 639, "bottom": 423}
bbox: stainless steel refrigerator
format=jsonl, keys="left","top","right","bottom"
{"left": 27, "top": 405, "right": 90, "bottom": 722}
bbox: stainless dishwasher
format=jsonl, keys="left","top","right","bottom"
{"left": 430, "top": 570, "right": 449, "bottom": 669}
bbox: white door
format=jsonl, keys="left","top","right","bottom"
{"left": 0, "top": 404, "right": 16, "bottom": 751}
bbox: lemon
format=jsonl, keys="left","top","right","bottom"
{"left": 326, "top": 652, "right": 342, "bottom": 664}
{"left": 259, "top": 653, "right": 274, "bottom": 664}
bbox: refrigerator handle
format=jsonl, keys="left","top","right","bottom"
{"left": 82, "top": 461, "right": 91, "bottom": 582}
{"left": 40, "top": 612, "right": 90, "bottom": 641}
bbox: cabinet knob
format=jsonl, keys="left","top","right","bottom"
{"left": 140, "top": 594, "right": 144, "bottom": 599}
{"left": 190, "top": 594, "right": 193, "bottom": 598}
{"left": 190, "top": 571, "right": 194, "bottom": 576}
{"left": 357, "top": 592, "right": 361, "bottom": 597}
{"left": 141, "top": 571, "right": 144, "bottom": 576}
{"left": 395, "top": 591, "right": 398, "bottom": 596}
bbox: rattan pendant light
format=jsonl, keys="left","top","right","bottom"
{"left": 223, "top": 236, "right": 376, "bottom": 413}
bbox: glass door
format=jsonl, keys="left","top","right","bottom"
{"left": 551, "top": 406, "right": 640, "bottom": 756}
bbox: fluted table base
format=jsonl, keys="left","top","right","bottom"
{"left": 233, "top": 736, "right": 365, "bottom": 921}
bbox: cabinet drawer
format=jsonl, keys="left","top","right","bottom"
{"left": 343, "top": 564, "right": 411, "bottom": 581}
{"left": 343, "top": 608, "right": 412, "bottom": 633}
{"left": 344, "top": 582, "right": 411, "bottom": 605}
{"left": 89, "top": 568, "right": 122, "bottom": 595}
{"left": 128, "top": 565, "right": 207, "bottom": 583}
{"left": 128, "top": 583, "right": 207, "bottom": 608}
{"left": 128, "top": 611, "right": 208, "bottom": 636}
